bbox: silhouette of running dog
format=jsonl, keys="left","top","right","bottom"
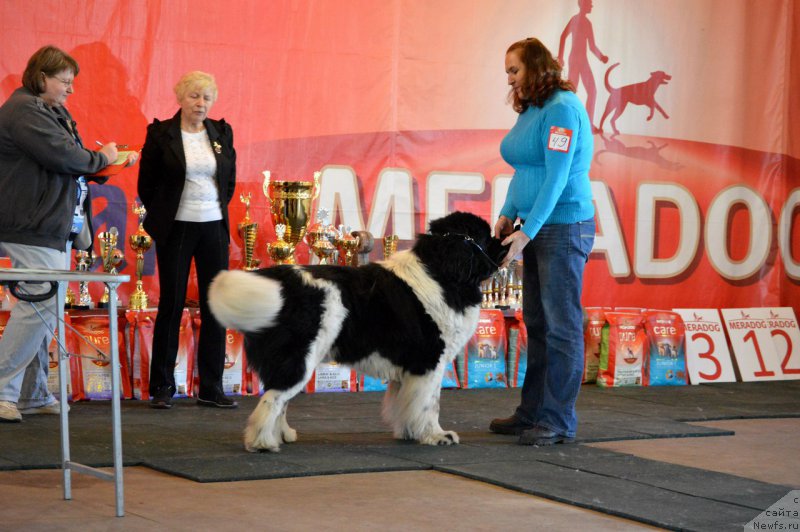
{"left": 599, "top": 63, "right": 671, "bottom": 135}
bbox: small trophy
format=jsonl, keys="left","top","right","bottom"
{"left": 73, "top": 250, "right": 94, "bottom": 310}
{"left": 306, "top": 208, "right": 337, "bottom": 265}
{"left": 335, "top": 225, "right": 360, "bottom": 266}
{"left": 266, "top": 224, "right": 294, "bottom": 265}
{"left": 238, "top": 192, "right": 261, "bottom": 271}
{"left": 382, "top": 235, "right": 399, "bottom": 260}
{"left": 351, "top": 230, "right": 374, "bottom": 266}
{"left": 65, "top": 253, "right": 77, "bottom": 308}
{"left": 97, "top": 227, "right": 123, "bottom": 308}
{"left": 263, "top": 170, "right": 320, "bottom": 263}
{"left": 129, "top": 202, "right": 153, "bottom": 310}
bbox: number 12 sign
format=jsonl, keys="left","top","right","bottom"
{"left": 721, "top": 307, "right": 800, "bottom": 382}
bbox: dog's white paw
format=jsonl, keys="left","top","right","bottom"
{"left": 420, "top": 430, "right": 459, "bottom": 446}
{"left": 282, "top": 426, "right": 297, "bottom": 443}
{"left": 244, "top": 436, "right": 282, "bottom": 453}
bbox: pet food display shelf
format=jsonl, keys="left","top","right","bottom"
{"left": 0, "top": 267, "right": 129, "bottom": 517}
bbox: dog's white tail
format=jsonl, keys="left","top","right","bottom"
{"left": 208, "top": 270, "right": 283, "bottom": 333}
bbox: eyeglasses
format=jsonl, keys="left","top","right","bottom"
{"left": 47, "top": 75, "right": 74, "bottom": 88}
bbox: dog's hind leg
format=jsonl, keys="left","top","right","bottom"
{"left": 382, "top": 380, "right": 405, "bottom": 438}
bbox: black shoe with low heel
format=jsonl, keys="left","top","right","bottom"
{"left": 197, "top": 390, "right": 238, "bottom": 409}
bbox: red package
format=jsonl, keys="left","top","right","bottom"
{"left": 583, "top": 307, "right": 610, "bottom": 383}
{"left": 597, "top": 312, "right": 646, "bottom": 388}
{"left": 133, "top": 309, "right": 195, "bottom": 399}
{"left": 69, "top": 313, "right": 132, "bottom": 400}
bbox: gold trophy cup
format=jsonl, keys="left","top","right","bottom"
{"left": 266, "top": 224, "right": 294, "bottom": 265}
{"left": 306, "top": 208, "right": 337, "bottom": 265}
{"left": 238, "top": 192, "right": 261, "bottom": 271}
{"left": 262, "top": 170, "right": 320, "bottom": 263}
{"left": 129, "top": 202, "right": 153, "bottom": 310}
{"left": 73, "top": 250, "right": 94, "bottom": 309}
{"left": 383, "top": 235, "right": 399, "bottom": 260}
{"left": 97, "top": 227, "right": 123, "bottom": 308}
{"left": 335, "top": 225, "right": 360, "bottom": 266}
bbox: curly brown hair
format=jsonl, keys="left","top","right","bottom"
{"left": 507, "top": 38, "right": 574, "bottom": 113}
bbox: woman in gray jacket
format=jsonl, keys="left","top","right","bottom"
{"left": 0, "top": 45, "right": 134, "bottom": 422}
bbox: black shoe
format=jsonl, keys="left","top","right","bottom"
{"left": 150, "top": 389, "right": 173, "bottom": 409}
{"left": 489, "top": 414, "right": 536, "bottom": 435}
{"left": 518, "top": 426, "right": 575, "bottom": 446}
{"left": 197, "top": 390, "right": 238, "bottom": 409}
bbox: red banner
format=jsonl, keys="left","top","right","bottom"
{"left": 1, "top": 0, "right": 798, "bottom": 313}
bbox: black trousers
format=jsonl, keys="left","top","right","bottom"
{"left": 149, "top": 220, "right": 229, "bottom": 398}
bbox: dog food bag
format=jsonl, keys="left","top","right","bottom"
{"left": 441, "top": 358, "right": 460, "bottom": 389}
{"left": 134, "top": 309, "right": 195, "bottom": 399}
{"left": 506, "top": 312, "right": 528, "bottom": 388}
{"left": 643, "top": 310, "right": 688, "bottom": 386}
{"left": 597, "top": 312, "right": 646, "bottom": 388}
{"left": 358, "top": 358, "right": 459, "bottom": 392}
{"left": 189, "top": 312, "right": 244, "bottom": 396}
{"left": 458, "top": 309, "right": 507, "bottom": 389}
{"left": 583, "top": 307, "right": 610, "bottom": 383}
{"left": 306, "top": 359, "right": 357, "bottom": 393}
{"left": 221, "top": 329, "right": 246, "bottom": 396}
{"left": 358, "top": 373, "right": 389, "bottom": 392}
{"left": 46, "top": 313, "right": 76, "bottom": 401}
{"left": 69, "top": 313, "right": 132, "bottom": 400}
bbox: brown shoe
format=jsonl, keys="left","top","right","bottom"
{"left": 489, "top": 414, "right": 535, "bottom": 435}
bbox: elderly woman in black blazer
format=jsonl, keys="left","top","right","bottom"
{"left": 137, "top": 71, "right": 237, "bottom": 409}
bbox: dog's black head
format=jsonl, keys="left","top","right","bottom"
{"left": 413, "top": 211, "right": 509, "bottom": 309}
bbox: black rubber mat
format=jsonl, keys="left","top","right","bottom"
{"left": 1, "top": 381, "right": 797, "bottom": 530}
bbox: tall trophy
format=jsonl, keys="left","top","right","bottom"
{"left": 129, "top": 202, "right": 153, "bottom": 310}
{"left": 383, "top": 235, "right": 399, "bottom": 259}
{"left": 262, "top": 170, "right": 320, "bottom": 264}
{"left": 65, "top": 251, "right": 77, "bottom": 308}
{"left": 238, "top": 192, "right": 261, "bottom": 271}
{"left": 73, "top": 250, "right": 94, "bottom": 310}
{"left": 97, "top": 227, "right": 123, "bottom": 308}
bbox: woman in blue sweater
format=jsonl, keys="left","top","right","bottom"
{"left": 490, "top": 37, "right": 595, "bottom": 445}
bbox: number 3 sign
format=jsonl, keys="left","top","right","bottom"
{"left": 674, "top": 309, "right": 737, "bottom": 384}
{"left": 721, "top": 307, "right": 800, "bottom": 382}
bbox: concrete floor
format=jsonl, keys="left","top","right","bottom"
{"left": 1, "top": 418, "right": 797, "bottom": 531}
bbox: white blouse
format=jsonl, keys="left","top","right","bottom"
{"left": 174, "top": 129, "right": 223, "bottom": 222}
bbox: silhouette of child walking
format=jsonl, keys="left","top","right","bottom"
{"left": 558, "top": 0, "right": 609, "bottom": 133}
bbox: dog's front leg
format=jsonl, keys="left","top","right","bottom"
{"left": 279, "top": 403, "right": 297, "bottom": 443}
{"left": 244, "top": 390, "right": 285, "bottom": 453}
{"left": 389, "top": 373, "right": 459, "bottom": 446}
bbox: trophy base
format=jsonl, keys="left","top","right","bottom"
{"left": 71, "top": 304, "right": 92, "bottom": 310}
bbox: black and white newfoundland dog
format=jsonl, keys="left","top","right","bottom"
{"left": 208, "top": 211, "right": 508, "bottom": 452}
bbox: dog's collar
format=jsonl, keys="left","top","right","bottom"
{"left": 441, "top": 232, "right": 500, "bottom": 269}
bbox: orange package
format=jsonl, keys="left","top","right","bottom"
{"left": 597, "top": 312, "right": 646, "bottom": 387}
{"left": 69, "top": 313, "right": 132, "bottom": 400}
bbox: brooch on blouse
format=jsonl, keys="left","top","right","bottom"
{"left": 212, "top": 141, "right": 222, "bottom": 154}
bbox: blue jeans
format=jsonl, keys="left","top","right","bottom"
{"left": 516, "top": 219, "right": 595, "bottom": 438}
